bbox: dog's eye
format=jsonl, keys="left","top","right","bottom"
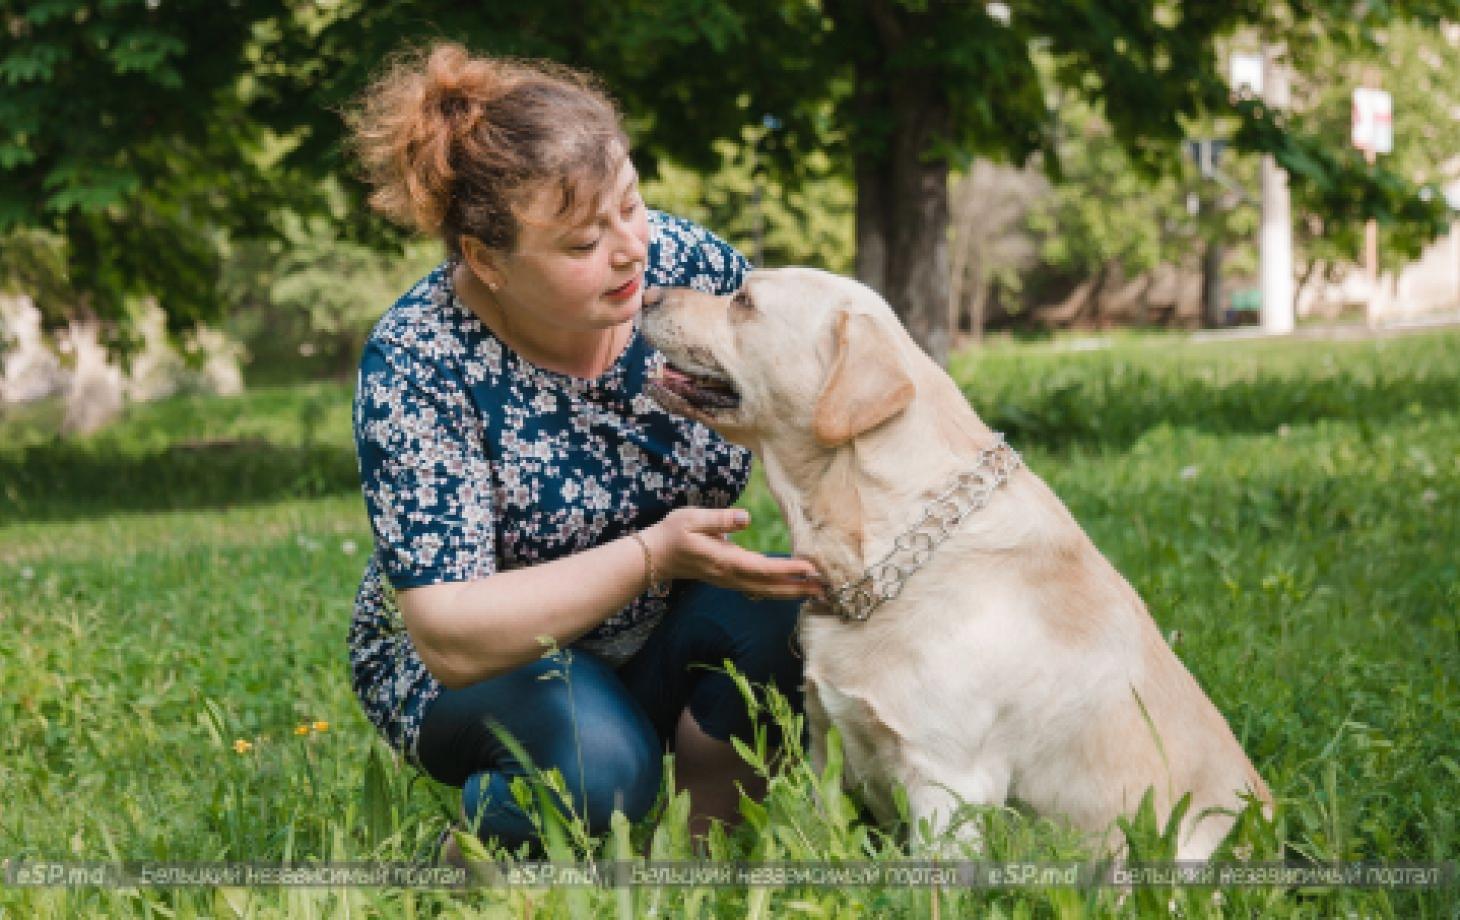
{"left": 730, "top": 289, "right": 756, "bottom": 319}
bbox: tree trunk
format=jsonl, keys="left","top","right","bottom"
{"left": 1293, "top": 257, "right": 1320, "bottom": 318}
{"left": 845, "top": 2, "right": 953, "bottom": 366}
{"left": 946, "top": 177, "right": 979, "bottom": 344}
{"left": 854, "top": 149, "right": 891, "bottom": 296}
{"left": 969, "top": 278, "right": 989, "bottom": 343}
{"left": 1201, "top": 237, "right": 1225, "bottom": 328}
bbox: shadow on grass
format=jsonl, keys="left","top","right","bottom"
{"left": 970, "top": 372, "right": 1460, "bottom": 451}
{"left": 0, "top": 439, "right": 360, "bottom": 525}
{"left": 5, "top": 342, "right": 1458, "bottom": 523}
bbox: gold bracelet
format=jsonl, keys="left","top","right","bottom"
{"left": 628, "top": 531, "right": 660, "bottom": 594}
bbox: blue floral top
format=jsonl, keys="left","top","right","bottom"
{"left": 349, "top": 211, "right": 753, "bottom": 760}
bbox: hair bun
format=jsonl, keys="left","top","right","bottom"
{"left": 346, "top": 41, "right": 626, "bottom": 248}
{"left": 423, "top": 45, "right": 498, "bottom": 141}
{"left": 437, "top": 92, "right": 470, "bottom": 121}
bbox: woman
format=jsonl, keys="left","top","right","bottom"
{"left": 344, "top": 43, "right": 823, "bottom": 855}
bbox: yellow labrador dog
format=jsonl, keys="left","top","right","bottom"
{"left": 641, "top": 268, "right": 1270, "bottom": 859}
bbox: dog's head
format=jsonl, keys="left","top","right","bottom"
{"left": 641, "top": 267, "right": 916, "bottom": 451}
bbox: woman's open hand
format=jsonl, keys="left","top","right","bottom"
{"left": 642, "top": 508, "right": 825, "bottom": 601}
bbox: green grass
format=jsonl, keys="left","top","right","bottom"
{"left": 2, "top": 330, "right": 1457, "bottom": 916}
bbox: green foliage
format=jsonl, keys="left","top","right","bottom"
{"left": 0, "top": 382, "right": 357, "bottom": 521}
{"left": 1013, "top": 21, "right": 1460, "bottom": 298}
{"left": 5, "top": 0, "right": 1458, "bottom": 338}
{"left": 1234, "top": 94, "right": 1451, "bottom": 267}
{"left": 0, "top": 0, "right": 320, "bottom": 324}
{"left": 0, "top": 227, "right": 73, "bottom": 322}
{"left": 951, "top": 330, "right": 1460, "bottom": 451}
{"left": 220, "top": 211, "right": 441, "bottom": 382}
{"left": 13, "top": 330, "right": 1460, "bottom": 913}
{"left": 1026, "top": 95, "right": 1198, "bottom": 279}
{"left": 641, "top": 134, "right": 854, "bottom": 274}
{"left": 1278, "top": 20, "right": 1460, "bottom": 268}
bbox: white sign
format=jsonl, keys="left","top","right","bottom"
{"left": 1230, "top": 52, "right": 1263, "bottom": 95}
{"left": 1352, "top": 88, "right": 1393, "bottom": 154}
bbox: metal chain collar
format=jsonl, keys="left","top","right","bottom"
{"left": 823, "top": 434, "right": 1022, "bottom": 623}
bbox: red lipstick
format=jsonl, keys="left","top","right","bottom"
{"left": 604, "top": 274, "right": 641, "bottom": 302}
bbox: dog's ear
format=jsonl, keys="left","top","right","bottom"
{"left": 812, "top": 309, "right": 915, "bottom": 448}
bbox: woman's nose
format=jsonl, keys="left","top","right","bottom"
{"left": 612, "top": 222, "right": 648, "bottom": 266}
{"left": 616, "top": 238, "right": 647, "bottom": 267}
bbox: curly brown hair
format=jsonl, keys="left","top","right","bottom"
{"left": 345, "top": 42, "right": 629, "bottom": 256}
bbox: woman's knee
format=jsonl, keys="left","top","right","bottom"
{"left": 552, "top": 726, "right": 663, "bottom": 831}
{"left": 419, "top": 648, "right": 666, "bottom": 831}
{"left": 720, "top": 596, "right": 804, "bottom": 693}
{"left": 676, "top": 586, "right": 806, "bottom": 739}
{"left": 494, "top": 650, "right": 664, "bottom": 831}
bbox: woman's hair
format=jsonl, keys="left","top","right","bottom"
{"left": 346, "top": 42, "right": 629, "bottom": 255}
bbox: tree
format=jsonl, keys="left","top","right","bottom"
{"left": 4, "top": 1, "right": 1455, "bottom": 364}
{"left": 198, "top": 0, "right": 1460, "bottom": 361}
{"left": 0, "top": 0, "right": 317, "bottom": 327}
{"left": 1280, "top": 20, "right": 1460, "bottom": 286}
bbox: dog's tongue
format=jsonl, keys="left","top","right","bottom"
{"left": 660, "top": 366, "right": 695, "bottom": 387}
{"left": 652, "top": 362, "right": 740, "bottom": 411}
{"left": 652, "top": 365, "right": 698, "bottom": 403}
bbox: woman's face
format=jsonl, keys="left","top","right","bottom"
{"left": 467, "top": 156, "right": 651, "bottom": 332}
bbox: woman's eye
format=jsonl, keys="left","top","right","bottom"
{"left": 571, "top": 239, "right": 600, "bottom": 252}
{"left": 622, "top": 198, "right": 640, "bottom": 218}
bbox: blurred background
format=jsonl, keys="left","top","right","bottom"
{"left": 2, "top": 0, "right": 1458, "bottom": 426}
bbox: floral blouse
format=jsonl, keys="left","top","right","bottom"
{"left": 348, "top": 210, "right": 753, "bottom": 760}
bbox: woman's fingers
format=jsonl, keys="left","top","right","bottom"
{"left": 663, "top": 506, "right": 826, "bottom": 597}
{"left": 710, "top": 542, "right": 825, "bottom": 597}
{"left": 687, "top": 507, "right": 751, "bottom": 536}
{"left": 751, "top": 554, "right": 823, "bottom": 583}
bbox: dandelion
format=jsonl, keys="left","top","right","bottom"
{"left": 20, "top": 566, "right": 34, "bottom": 580}
{"left": 312, "top": 720, "right": 329, "bottom": 733}
{"left": 1277, "top": 424, "right": 1291, "bottom": 438}
{"left": 341, "top": 540, "right": 358, "bottom": 556}
{"left": 294, "top": 725, "right": 310, "bottom": 736}
{"left": 1179, "top": 465, "right": 1200, "bottom": 481}
{"left": 233, "top": 739, "right": 253, "bottom": 754}
{"left": 1421, "top": 489, "right": 1438, "bottom": 505}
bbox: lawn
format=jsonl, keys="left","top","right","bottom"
{"left": 2, "top": 329, "right": 1457, "bottom": 917}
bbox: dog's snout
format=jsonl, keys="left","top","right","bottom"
{"left": 642, "top": 285, "right": 666, "bottom": 309}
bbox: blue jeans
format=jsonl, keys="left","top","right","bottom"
{"left": 414, "top": 580, "right": 804, "bottom": 848}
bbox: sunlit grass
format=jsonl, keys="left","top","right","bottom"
{"left": 2, "top": 329, "right": 1457, "bottom": 916}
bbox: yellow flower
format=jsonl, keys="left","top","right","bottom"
{"left": 312, "top": 720, "right": 329, "bottom": 733}
{"left": 233, "top": 739, "right": 253, "bottom": 754}
{"left": 294, "top": 725, "right": 310, "bottom": 736}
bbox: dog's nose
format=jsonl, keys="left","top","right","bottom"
{"left": 642, "top": 285, "right": 666, "bottom": 309}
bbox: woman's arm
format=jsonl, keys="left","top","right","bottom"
{"left": 400, "top": 507, "right": 823, "bottom": 689}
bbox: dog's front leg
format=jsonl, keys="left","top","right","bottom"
{"left": 904, "top": 764, "right": 1010, "bottom": 857}
{"left": 804, "top": 675, "right": 903, "bottom": 825}
{"left": 804, "top": 676, "right": 830, "bottom": 778}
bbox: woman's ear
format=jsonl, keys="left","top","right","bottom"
{"left": 459, "top": 236, "right": 505, "bottom": 291}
